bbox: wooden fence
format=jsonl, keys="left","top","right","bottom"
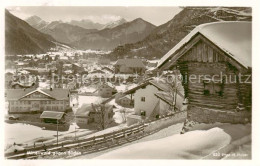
{"left": 5, "top": 123, "right": 146, "bottom": 159}
{"left": 5, "top": 110, "right": 186, "bottom": 159}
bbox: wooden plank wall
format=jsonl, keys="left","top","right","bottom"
{"left": 177, "top": 40, "right": 250, "bottom": 111}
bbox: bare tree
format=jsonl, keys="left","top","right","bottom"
{"left": 159, "top": 70, "right": 183, "bottom": 113}
{"left": 91, "top": 104, "right": 114, "bottom": 130}
{"left": 119, "top": 108, "right": 127, "bottom": 123}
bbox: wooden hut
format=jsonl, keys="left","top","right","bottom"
{"left": 156, "top": 22, "right": 252, "bottom": 124}
{"left": 40, "top": 111, "right": 65, "bottom": 124}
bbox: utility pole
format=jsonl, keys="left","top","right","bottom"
{"left": 75, "top": 126, "right": 77, "bottom": 140}
{"left": 56, "top": 120, "right": 59, "bottom": 145}
{"left": 174, "top": 73, "right": 177, "bottom": 111}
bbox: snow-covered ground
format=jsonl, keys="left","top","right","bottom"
{"left": 74, "top": 122, "right": 251, "bottom": 159}
{"left": 107, "top": 98, "right": 134, "bottom": 124}
{"left": 115, "top": 83, "right": 137, "bottom": 92}
{"left": 39, "top": 81, "right": 50, "bottom": 89}
{"left": 95, "top": 127, "right": 231, "bottom": 159}
{"left": 71, "top": 95, "right": 106, "bottom": 108}
{"left": 5, "top": 122, "right": 90, "bottom": 148}
{"left": 78, "top": 86, "right": 97, "bottom": 93}
{"left": 187, "top": 122, "right": 251, "bottom": 141}
{"left": 75, "top": 122, "right": 184, "bottom": 159}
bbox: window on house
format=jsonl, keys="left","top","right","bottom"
{"left": 140, "top": 110, "right": 146, "bottom": 116}
{"left": 203, "top": 81, "right": 223, "bottom": 96}
{"left": 141, "top": 97, "right": 145, "bottom": 102}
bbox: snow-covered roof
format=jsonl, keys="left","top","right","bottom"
{"left": 157, "top": 21, "right": 252, "bottom": 69}
{"left": 40, "top": 111, "right": 64, "bottom": 120}
{"left": 115, "top": 59, "right": 146, "bottom": 68}
{"left": 6, "top": 88, "right": 70, "bottom": 101}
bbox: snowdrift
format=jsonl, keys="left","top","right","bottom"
{"left": 95, "top": 127, "right": 231, "bottom": 159}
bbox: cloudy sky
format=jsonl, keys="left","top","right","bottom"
{"left": 7, "top": 6, "right": 182, "bottom": 26}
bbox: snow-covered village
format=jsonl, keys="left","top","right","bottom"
{"left": 3, "top": 6, "right": 253, "bottom": 160}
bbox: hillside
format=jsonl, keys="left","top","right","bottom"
{"left": 5, "top": 10, "right": 56, "bottom": 55}
{"left": 72, "top": 18, "right": 156, "bottom": 50}
{"left": 110, "top": 7, "right": 252, "bottom": 60}
{"left": 25, "top": 15, "right": 48, "bottom": 30}
{"left": 39, "top": 21, "right": 98, "bottom": 44}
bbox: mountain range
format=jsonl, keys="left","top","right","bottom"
{"left": 5, "top": 10, "right": 56, "bottom": 55}
{"left": 6, "top": 7, "right": 252, "bottom": 56}
{"left": 25, "top": 16, "right": 156, "bottom": 50}
{"left": 72, "top": 18, "right": 156, "bottom": 50}
{"left": 69, "top": 18, "right": 127, "bottom": 30}
{"left": 110, "top": 7, "right": 252, "bottom": 59}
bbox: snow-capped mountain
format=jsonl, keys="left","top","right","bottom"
{"left": 72, "top": 18, "right": 156, "bottom": 50}
{"left": 25, "top": 17, "right": 98, "bottom": 44}
{"left": 102, "top": 18, "right": 127, "bottom": 29}
{"left": 39, "top": 21, "right": 98, "bottom": 44}
{"left": 69, "top": 18, "right": 127, "bottom": 30}
{"left": 69, "top": 19, "right": 105, "bottom": 30}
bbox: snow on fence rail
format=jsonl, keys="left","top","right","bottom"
{"left": 144, "top": 111, "right": 187, "bottom": 133}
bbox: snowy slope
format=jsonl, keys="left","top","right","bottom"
{"left": 96, "top": 127, "right": 231, "bottom": 159}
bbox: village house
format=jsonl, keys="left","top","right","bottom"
{"left": 40, "top": 111, "right": 65, "bottom": 124}
{"left": 156, "top": 22, "right": 252, "bottom": 124}
{"left": 123, "top": 79, "right": 185, "bottom": 121}
{"left": 117, "top": 95, "right": 133, "bottom": 108}
{"left": 24, "top": 67, "right": 52, "bottom": 76}
{"left": 5, "top": 72, "right": 14, "bottom": 88}
{"left": 98, "top": 82, "right": 117, "bottom": 98}
{"left": 102, "top": 66, "right": 114, "bottom": 74}
{"left": 72, "top": 63, "right": 84, "bottom": 73}
{"left": 89, "top": 69, "right": 105, "bottom": 75}
{"left": 6, "top": 88, "right": 70, "bottom": 113}
{"left": 98, "top": 58, "right": 111, "bottom": 65}
{"left": 114, "top": 59, "right": 146, "bottom": 74}
{"left": 75, "top": 103, "right": 114, "bottom": 128}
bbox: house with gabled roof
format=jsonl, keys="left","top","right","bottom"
{"left": 156, "top": 22, "right": 252, "bottom": 124}
{"left": 40, "top": 111, "right": 65, "bottom": 124}
{"left": 114, "top": 59, "right": 146, "bottom": 74}
{"left": 75, "top": 103, "right": 114, "bottom": 129}
{"left": 6, "top": 88, "right": 70, "bottom": 113}
{"left": 122, "top": 78, "right": 185, "bottom": 120}
{"left": 118, "top": 95, "right": 133, "bottom": 108}
{"left": 98, "top": 82, "right": 117, "bottom": 98}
